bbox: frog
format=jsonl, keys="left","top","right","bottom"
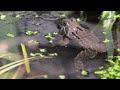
{"left": 57, "top": 17, "right": 110, "bottom": 73}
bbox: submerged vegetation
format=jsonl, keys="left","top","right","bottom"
{"left": 0, "top": 11, "right": 120, "bottom": 79}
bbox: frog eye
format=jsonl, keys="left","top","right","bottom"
{"left": 63, "top": 22, "right": 66, "bottom": 26}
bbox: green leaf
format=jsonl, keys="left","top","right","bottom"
{"left": 40, "top": 49, "right": 46, "bottom": 52}
{"left": 49, "top": 40, "right": 53, "bottom": 43}
{"left": 6, "top": 33, "right": 14, "bottom": 37}
{"left": 114, "top": 14, "right": 120, "bottom": 19}
{"left": 21, "top": 43, "right": 30, "bottom": 73}
{"left": 103, "top": 38, "right": 110, "bottom": 43}
{"left": 76, "top": 18, "right": 81, "bottom": 22}
{"left": 48, "top": 53, "right": 58, "bottom": 57}
{"left": 33, "top": 31, "right": 39, "bottom": 35}
{"left": 16, "top": 14, "right": 21, "bottom": 18}
{"left": 81, "top": 70, "right": 88, "bottom": 76}
{"left": 59, "top": 75, "right": 65, "bottom": 79}
{"left": 102, "top": 32, "right": 107, "bottom": 35}
{"left": 35, "top": 23, "right": 40, "bottom": 26}
{"left": 117, "top": 48, "right": 120, "bottom": 52}
{"left": 0, "top": 15, "right": 6, "bottom": 20}
{"left": 30, "top": 53, "right": 36, "bottom": 57}
{"left": 53, "top": 32, "right": 58, "bottom": 35}
{"left": 26, "top": 30, "right": 33, "bottom": 35}
{"left": 60, "top": 14, "right": 66, "bottom": 17}
{"left": 37, "top": 53, "right": 45, "bottom": 57}
{"left": 101, "top": 11, "right": 109, "bottom": 19}
{"left": 44, "top": 75, "right": 48, "bottom": 79}
{"left": 98, "top": 66, "right": 104, "bottom": 69}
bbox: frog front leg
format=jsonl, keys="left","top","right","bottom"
{"left": 57, "top": 37, "right": 70, "bottom": 46}
{"left": 74, "top": 49, "right": 98, "bottom": 73}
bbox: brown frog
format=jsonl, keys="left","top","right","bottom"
{"left": 58, "top": 17, "right": 107, "bottom": 73}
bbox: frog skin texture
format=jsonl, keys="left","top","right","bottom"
{"left": 57, "top": 17, "right": 120, "bottom": 73}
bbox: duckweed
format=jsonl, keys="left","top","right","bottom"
{"left": 16, "top": 14, "right": 21, "bottom": 18}
{"left": 48, "top": 53, "right": 58, "bottom": 57}
{"left": 45, "top": 32, "right": 58, "bottom": 44}
{"left": 76, "top": 18, "right": 81, "bottom": 22}
{"left": 103, "top": 38, "right": 110, "bottom": 43}
{"left": 102, "top": 32, "right": 107, "bottom": 35}
{"left": 0, "top": 15, "right": 6, "bottom": 20}
{"left": 53, "top": 32, "right": 58, "bottom": 35}
{"left": 26, "top": 30, "right": 39, "bottom": 35}
{"left": 35, "top": 23, "right": 40, "bottom": 26}
{"left": 94, "top": 56, "right": 120, "bottom": 79}
{"left": 30, "top": 52, "right": 45, "bottom": 57}
{"left": 44, "top": 75, "right": 48, "bottom": 79}
{"left": 6, "top": 33, "right": 14, "bottom": 37}
{"left": 40, "top": 49, "right": 46, "bottom": 52}
{"left": 59, "top": 75, "right": 65, "bottom": 79}
{"left": 81, "top": 70, "right": 88, "bottom": 76}
{"left": 26, "top": 30, "right": 33, "bottom": 35}
{"left": 117, "top": 48, "right": 120, "bottom": 52}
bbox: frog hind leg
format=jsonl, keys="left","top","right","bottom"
{"left": 74, "top": 49, "right": 98, "bottom": 73}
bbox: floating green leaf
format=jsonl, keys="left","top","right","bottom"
{"left": 0, "top": 15, "right": 6, "bottom": 20}
{"left": 25, "top": 30, "right": 33, "bottom": 35}
{"left": 40, "top": 49, "right": 46, "bottom": 52}
{"left": 103, "top": 38, "right": 110, "bottom": 43}
{"left": 16, "top": 14, "right": 21, "bottom": 18}
{"left": 81, "top": 70, "right": 88, "bottom": 76}
{"left": 114, "top": 14, "right": 120, "bottom": 19}
{"left": 48, "top": 53, "right": 58, "bottom": 57}
{"left": 99, "top": 66, "right": 104, "bottom": 69}
{"left": 35, "top": 23, "right": 40, "bottom": 26}
{"left": 76, "top": 18, "right": 81, "bottom": 22}
{"left": 60, "top": 14, "right": 66, "bottom": 17}
{"left": 53, "top": 32, "right": 58, "bottom": 35}
{"left": 44, "top": 75, "right": 48, "bottom": 79}
{"left": 30, "top": 53, "right": 36, "bottom": 57}
{"left": 117, "top": 48, "right": 120, "bottom": 52}
{"left": 33, "top": 31, "right": 39, "bottom": 35}
{"left": 102, "top": 32, "right": 107, "bottom": 35}
{"left": 6, "top": 33, "right": 14, "bottom": 37}
{"left": 59, "top": 75, "right": 65, "bottom": 79}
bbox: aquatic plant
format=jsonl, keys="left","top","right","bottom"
{"left": 94, "top": 56, "right": 120, "bottom": 79}
{"left": 45, "top": 32, "right": 58, "bottom": 43}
